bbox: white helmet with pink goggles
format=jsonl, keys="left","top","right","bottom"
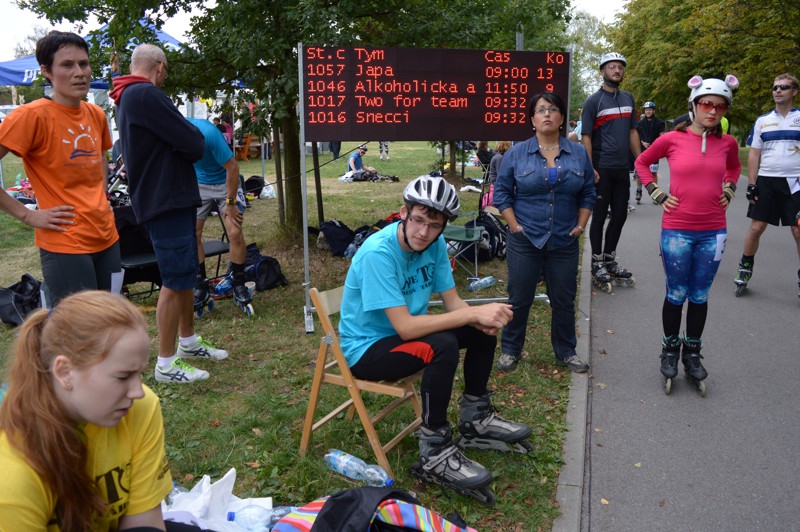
{"left": 688, "top": 75, "right": 739, "bottom": 105}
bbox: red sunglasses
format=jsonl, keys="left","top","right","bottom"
{"left": 696, "top": 99, "right": 729, "bottom": 113}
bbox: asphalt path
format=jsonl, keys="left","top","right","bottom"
{"left": 582, "top": 160, "right": 800, "bottom": 531}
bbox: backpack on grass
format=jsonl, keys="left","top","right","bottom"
{"left": 233, "top": 243, "right": 288, "bottom": 291}
{"left": 0, "top": 274, "right": 41, "bottom": 326}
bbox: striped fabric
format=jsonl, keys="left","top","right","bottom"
{"left": 271, "top": 496, "right": 478, "bottom": 532}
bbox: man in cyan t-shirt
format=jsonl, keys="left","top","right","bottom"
{"left": 339, "top": 175, "right": 529, "bottom": 501}
{"left": 188, "top": 117, "right": 252, "bottom": 310}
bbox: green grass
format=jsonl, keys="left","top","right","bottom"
{"left": 0, "top": 141, "right": 570, "bottom": 530}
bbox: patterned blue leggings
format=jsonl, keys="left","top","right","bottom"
{"left": 660, "top": 229, "right": 727, "bottom": 305}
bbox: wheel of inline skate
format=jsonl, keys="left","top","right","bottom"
{"left": 734, "top": 284, "right": 746, "bottom": 297}
{"left": 207, "top": 299, "right": 215, "bottom": 311}
{"left": 475, "top": 486, "right": 496, "bottom": 506}
{"left": 516, "top": 439, "right": 534, "bottom": 452}
{"left": 697, "top": 380, "right": 707, "bottom": 397}
{"left": 664, "top": 377, "right": 672, "bottom": 395}
{"left": 597, "top": 281, "right": 613, "bottom": 293}
{"left": 195, "top": 307, "right": 204, "bottom": 319}
{"left": 244, "top": 303, "right": 254, "bottom": 316}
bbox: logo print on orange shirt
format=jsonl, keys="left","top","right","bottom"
{"left": 63, "top": 123, "right": 98, "bottom": 159}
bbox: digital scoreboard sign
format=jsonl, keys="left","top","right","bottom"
{"left": 301, "top": 46, "right": 571, "bottom": 141}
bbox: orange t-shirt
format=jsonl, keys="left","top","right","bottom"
{"left": 0, "top": 98, "right": 117, "bottom": 253}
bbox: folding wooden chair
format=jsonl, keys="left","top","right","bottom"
{"left": 234, "top": 133, "right": 252, "bottom": 161}
{"left": 300, "top": 286, "right": 422, "bottom": 478}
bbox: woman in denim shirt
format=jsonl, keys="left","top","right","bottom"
{"left": 493, "top": 92, "right": 596, "bottom": 373}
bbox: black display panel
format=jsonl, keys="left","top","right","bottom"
{"left": 301, "top": 46, "right": 570, "bottom": 141}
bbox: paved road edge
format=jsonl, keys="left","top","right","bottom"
{"left": 552, "top": 239, "right": 592, "bottom": 532}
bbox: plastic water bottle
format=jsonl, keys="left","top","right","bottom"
{"left": 323, "top": 449, "right": 393, "bottom": 487}
{"left": 468, "top": 275, "right": 496, "bottom": 291}
{"left": 227, "top": 505, "right": 297, "bottom": 531}
{"left": 165, "top": 482, "right": 189, "bottom": 506}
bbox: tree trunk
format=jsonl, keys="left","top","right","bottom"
{"left": 281, "top": 111, "right": 303, "bottom": 234}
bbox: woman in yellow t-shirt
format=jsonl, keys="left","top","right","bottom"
{"left": 0, "top": 291, "right": 173, "bottom": 530}
{"left": 0, "top": 31, "right": 120, "bottom": 305}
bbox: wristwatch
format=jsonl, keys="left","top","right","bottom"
{"left": 225, "top": 198, "right": 237, "bottom": 205}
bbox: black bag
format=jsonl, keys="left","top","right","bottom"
{"left": 462, "top": 211, "right": 507, "bottom": 262}
{"left": 0, "top": 274, "right": 41, "bottom": 326}
{"left": 319, "top": 220, "right": 355, "bottom": 257}
{"left": 238, "top": 243, "right": 288, "bottom": 291}
{"left": 244, "top": 175, "right": 266, "bottom": 197}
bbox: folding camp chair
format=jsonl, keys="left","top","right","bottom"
{"left": 443, "top": 211, "right": 482, "bottom": 279}
{"left": 201, "top": 203, "right": 231, "bottom": 280}
{"left": 300, "top": 286, "right": 422, "bottom": 478}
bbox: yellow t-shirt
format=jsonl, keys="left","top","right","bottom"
{"left": 0, "top": 98, "right": 117, "bottom": 254}
{"left": 0, "top": 386, "right": 172, "bottom": 531}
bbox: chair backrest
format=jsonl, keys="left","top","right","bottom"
{"left": 310, "top": 286, "right": 344, "bottom": 343}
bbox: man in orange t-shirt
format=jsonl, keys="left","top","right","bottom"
{"left": 0, "top": 31, "right": 119, "bottom": 305}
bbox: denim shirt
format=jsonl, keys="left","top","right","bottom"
{"left": 493, "top": 137, "right": 596, "bottom": 249}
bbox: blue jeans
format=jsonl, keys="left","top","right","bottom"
{"left": 660, "top": 229, "right": 727, "bottom": 305}
{"left": 501, "top": 232, "right": 579, "bottom": 362}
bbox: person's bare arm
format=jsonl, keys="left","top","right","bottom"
{"left": 747, "top": 147, "right": 761, "bottom": 187}
{"left": 0, "top": 145, "right": 75, "bottom": 230}
{"left": 629, "top": 129, "right": 642, "bottom": 159}
{"left": 581, "top": 135, "right": 599, "bottom": 183}
{"left": 117, "top": 505, "right": 166, "bottom": 531}
{"left": 384, "top": 288, "right": 512, "bottom": 340}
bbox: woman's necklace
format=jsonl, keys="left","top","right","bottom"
{"left": 539, "top": 144, "right": 559, "bottom": 151}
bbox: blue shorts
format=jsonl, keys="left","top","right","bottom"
{"left": 144, "top": 208, "right": 198, "bottom": 291}
{"left": 660, "top": 229, "right": 727, "bottom": 305}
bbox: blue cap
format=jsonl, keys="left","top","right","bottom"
{"left": 227, "top": 511, "right": 235, "bottom": 521}
{"left": 385, "top": 478, "right": 394, "bottom": 487}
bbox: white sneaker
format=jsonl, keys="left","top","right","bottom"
{"left": 154, "top": 359, "right": 210, "bottom": 383}
{"left": 178, "top": 337, "right": 228, "bottom": 360}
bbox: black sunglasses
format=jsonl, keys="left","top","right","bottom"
{"left": 772, "top": 84, "right": 795, "bottom": 91}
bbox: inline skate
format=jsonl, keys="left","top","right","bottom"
{"left": 682, "top": 336, "right": 708, "bottom": 397}
{"left": 591, "top": 254, "right": 613, "bottom": 293}
{"left": 456, "top": 393, "right": 533, "bottom": 454}
{"left": 409, "top": 425, "right": 495, "bottom": 505}
{"left": 734, "top": 259, "right": 753, "bottom": 297}
{"left": 232, "top": 280, "right": 255, "bottom": 316}
{"left": 635, "top": 186, "right": 642, "bottom": 205}
{"left": 193, "top": 274, "right": 215, "bottom": 318}
{"left": 604, "top": 252, "right": 635, "bottom": 288}
{"left": 659, "top": 335, "right": 681, "bottom": 395}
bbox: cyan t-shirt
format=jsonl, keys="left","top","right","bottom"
{"left": 347, "top": 152, "right": 363, "bottom": 172}
{"left": 338, "top": 222, "right": 455, "bottom": 366}
{"left": 188, "top": 117, "right": 233, "bottom": 185}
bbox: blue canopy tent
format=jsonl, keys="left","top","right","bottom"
{"left": 0, "top": 54, "right": 109, "bottom": 88}
{"left": 0, "top": 24, "right": 183, "bottom": 89}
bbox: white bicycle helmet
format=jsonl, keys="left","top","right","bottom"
{"left": 599, "top": 52, "right": 627, "bottom": 69}
{"left": 403, "top": 175, "right": 460, "bottom": 221}
{"left": 643, "top": 101, "right": 656, "bottom": 109}
{"left": 687, "top": 75, "right": 739, "bottom": 104}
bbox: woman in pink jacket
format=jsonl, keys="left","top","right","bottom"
{"left": 635, "top": 75, "right": 741, "bottom": 396}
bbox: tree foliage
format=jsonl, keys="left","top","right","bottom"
{"left": 565, "top": 10, "right": 609, "bottom": 119}
{"left": 609, "top": 0, "right": 800, "bottom": 138}
{"left": 18, "top": 0, "right": 573, "bottom": 233}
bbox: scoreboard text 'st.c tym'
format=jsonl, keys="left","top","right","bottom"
{"left": 301, "top": 46, "right": 571, "bottom": 141}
